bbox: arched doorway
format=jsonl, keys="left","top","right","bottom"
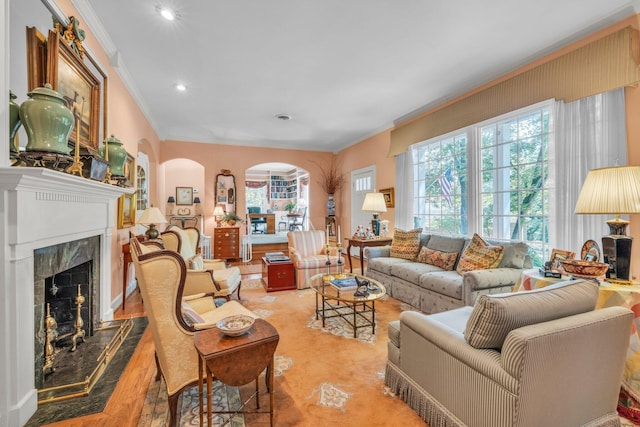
{"left": 245, "top": 162, "right": 309, "bottom": 234}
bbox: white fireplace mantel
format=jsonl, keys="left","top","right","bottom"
{"left": 0, "top": 167, "right": 131, "bottom": 426}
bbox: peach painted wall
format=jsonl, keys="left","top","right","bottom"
{"left": 159, "top": 141, "right": 334, "bottom": 238}
{"left": 56, "top": 0, "right": 163, "bottom": 306}
{"left": 336, "top": 130, "right": 396, "bottom": 237}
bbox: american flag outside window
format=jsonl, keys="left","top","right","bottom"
{"left": 436, "top": 167, "right": 453, "bottom": 207}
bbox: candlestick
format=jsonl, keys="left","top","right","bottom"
{"left": 337, "top": 225, "right": 341, "bottom": 242}
{"left": 326, "top": 225, "right": 330, "bottom": 243}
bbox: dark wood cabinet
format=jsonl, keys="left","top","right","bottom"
{"left": 262, "top": 257, "right": 296, "bottom": 292}
{"left": 214, "top": 226, "right": 240, "bottom": 259}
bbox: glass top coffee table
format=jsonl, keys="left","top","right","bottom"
{"left": 309, "top": 273, "right": 386, "bottom": 338}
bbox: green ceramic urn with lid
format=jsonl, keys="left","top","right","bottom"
{"left": 100, "top": 134, "right": 127, "bottom": 177}
{"left": 9, "top": 90, "right": 21, "bottom": 155}
{"left": 19, "top": 83, "right": 73, "bottom": 154}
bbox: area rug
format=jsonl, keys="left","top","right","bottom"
{"left": 137, "top": 377, "right": 246, "bottom": 427}
{"left": 25, "top": 316, "right": 148, "bottom": 426}
{"left": 137, "top": 278, "right": 425, "bottom": 426}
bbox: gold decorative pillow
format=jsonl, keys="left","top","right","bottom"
{"left": 188, "top": 254, "right": 204, "bottom": 270}
{"left": 456, "top": 233, "right": 504, "bottom": 274}
{"left": 390, "top": 228, "right": 422, "bottom": 260}
{"left": 417, "top": 247, "right": 458, "bottom": 271}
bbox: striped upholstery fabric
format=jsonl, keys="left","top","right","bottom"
{"left": 386, "top": 294, "right": 632, "bottom": 427}
{"left": 464, "top": 279, "right": 598, "bottom": 349}
{"left": 288, "top": 230, "right": 342, "bottom": 289}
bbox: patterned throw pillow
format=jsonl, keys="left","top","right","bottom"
{"left": 390, "top": 228, "right": 422, "bottom": 260}
{"left": 416, "top": 247, "right": 458, "bottom": 271}
{"left": 456, "top": 233, "right": 504, "bottom": 274}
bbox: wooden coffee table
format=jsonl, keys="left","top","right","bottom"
{"left": 194, "top": 319, "right": 279, "bottom": 427}
{"left": 309, "top": 273, "right": 386, "bottom": 338}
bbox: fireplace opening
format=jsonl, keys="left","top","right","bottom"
{"left": 34, "top": 236, "right": 101, "bottom": 389}
{"left": 44, "top": 260, "right": 93, "bottom": 354}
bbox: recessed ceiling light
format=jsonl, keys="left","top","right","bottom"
{"left": 175, "top": 83, "right": 186, "bottom": 91}
{"left": 156, "top": 6, "right": 178, "bottom": 21}
{"left": 275, "top": 114, "right": 292, "bottom": 121}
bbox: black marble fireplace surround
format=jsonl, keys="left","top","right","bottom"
{"left": 33, "top": 236, "right": 101, "bottom": 389}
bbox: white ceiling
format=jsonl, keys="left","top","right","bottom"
{"left": 73, "top": 0, "right": 639, "bottom": 152}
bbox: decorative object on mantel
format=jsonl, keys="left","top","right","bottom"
{"left": 99, "top": 134, "right": 128, "bottom": 185}
{"left": 311, "top": 158, "right": 345, "bottom": 215}
{"left": 9, "top": 90, "right": 22, "bottom": 165}
{"left": 362, "top": 192, "right": 387, "bottom": 236}
{"left": 65, "top": 93, "right": 86, "bottom": 177}
{"left": 20, "top": 83, "right": 74, "bottom": 155}
{"left": 138, "top": 206, "right": 168, "bottom": 239}
{"left": 575, "top": 165, "right": 640, "bottom": 281}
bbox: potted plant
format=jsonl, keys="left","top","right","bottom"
{"left": 222, "top": 212, "right": 244, "bottom": 226}
{"left": 284, "top": 202, "right": 296, "bottom": 213}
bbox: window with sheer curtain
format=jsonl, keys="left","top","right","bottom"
{"left": 399, "top": 89, "right": 626, "bottom": 267}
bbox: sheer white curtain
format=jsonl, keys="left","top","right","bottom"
{"left": 395, "top": 149, "right": 415, "bottom": 230}
{"left": 550, "top": 88, "right": 627, "bottom": 254}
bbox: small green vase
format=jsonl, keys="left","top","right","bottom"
{"left": 9, "top": 90, "right": 21, "bottom": 155}
{"left": 20, "top": 84, "right": 73, "bottom": 154}
{"left": 100, "top": 134, "right": 127, "bottom": 177}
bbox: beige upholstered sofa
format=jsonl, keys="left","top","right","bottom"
{"left": 385, "top": 279, "right": 632, "bottom": 427}
{"left": 366, "top": 233, "right": 531, "bottom": 313}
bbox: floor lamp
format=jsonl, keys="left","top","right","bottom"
{"left": 575, "top": 166, "right": 640, "bottom": 281}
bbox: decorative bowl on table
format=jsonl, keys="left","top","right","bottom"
{"left": 561, "top": 259, "right": 609, "bottom": 277}
{"left": 216, "top": 315, "right": 255, "bottom": 337}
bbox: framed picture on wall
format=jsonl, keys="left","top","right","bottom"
{"left": 380, "top": 187, "right": 395, "bottom": 208}
{"left": 117, "top": 193, "right": 136, "bottom": 229}
{"left": 47, "top": 30, "right": 101, "bottom": 149}
{"left": 176, "top": 187, "right": 193, "bottom": 205}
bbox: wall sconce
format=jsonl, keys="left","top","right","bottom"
{"left": 193, "top": 196, "right": 201, "bottom": 214}
{"left": 166, "top": 196, "right": 175, "bottom": 216}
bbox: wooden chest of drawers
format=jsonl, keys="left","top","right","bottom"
{"left": 214, "top": 226, "right": 240, "bottom": 259}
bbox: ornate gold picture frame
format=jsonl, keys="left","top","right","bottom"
{"left": 47, "top": 30, "right": 101, "bottom": 149}
{"left": 118, "top": 193, "right": 136, "bottom": 229}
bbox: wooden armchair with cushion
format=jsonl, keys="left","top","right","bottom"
{"left": 287, "top": 230, "right": 343, "bottom": 289}
{"left": 162, "top": 226, "right": 242, "bottom": 301}
{"left": 129, "top": 238, "right": 257, "bottom": 427}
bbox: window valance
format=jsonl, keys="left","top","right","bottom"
{"left": 389, "top": 26, "right": 640, "bottom": 156}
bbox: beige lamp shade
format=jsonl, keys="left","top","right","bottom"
{"left": 213, "top": 205, "right": 225, "bottom": 216}
{"left": 138, "top": 206, "right": 168, "bottom": 225}
{"left": 575, "top": 165, "right": 640, "bottom": 235}
{"left": 138, "top": 206, "right": 167, "bottom": 239}
{"left": 362, "top": 192, "right": 388, "bottom": 213}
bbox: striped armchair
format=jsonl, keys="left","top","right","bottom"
{"left": 287, "top": 230, "right": 343, "bottom": 289}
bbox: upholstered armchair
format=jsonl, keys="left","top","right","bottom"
{"left": 161, "top": 226, "right": 242, "bottom": 300}
{"left": 129, "top": 238, "right": 257, "bottom": 427}
{"left": 287, "top": 230, "right": 343, "bottom": 289}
